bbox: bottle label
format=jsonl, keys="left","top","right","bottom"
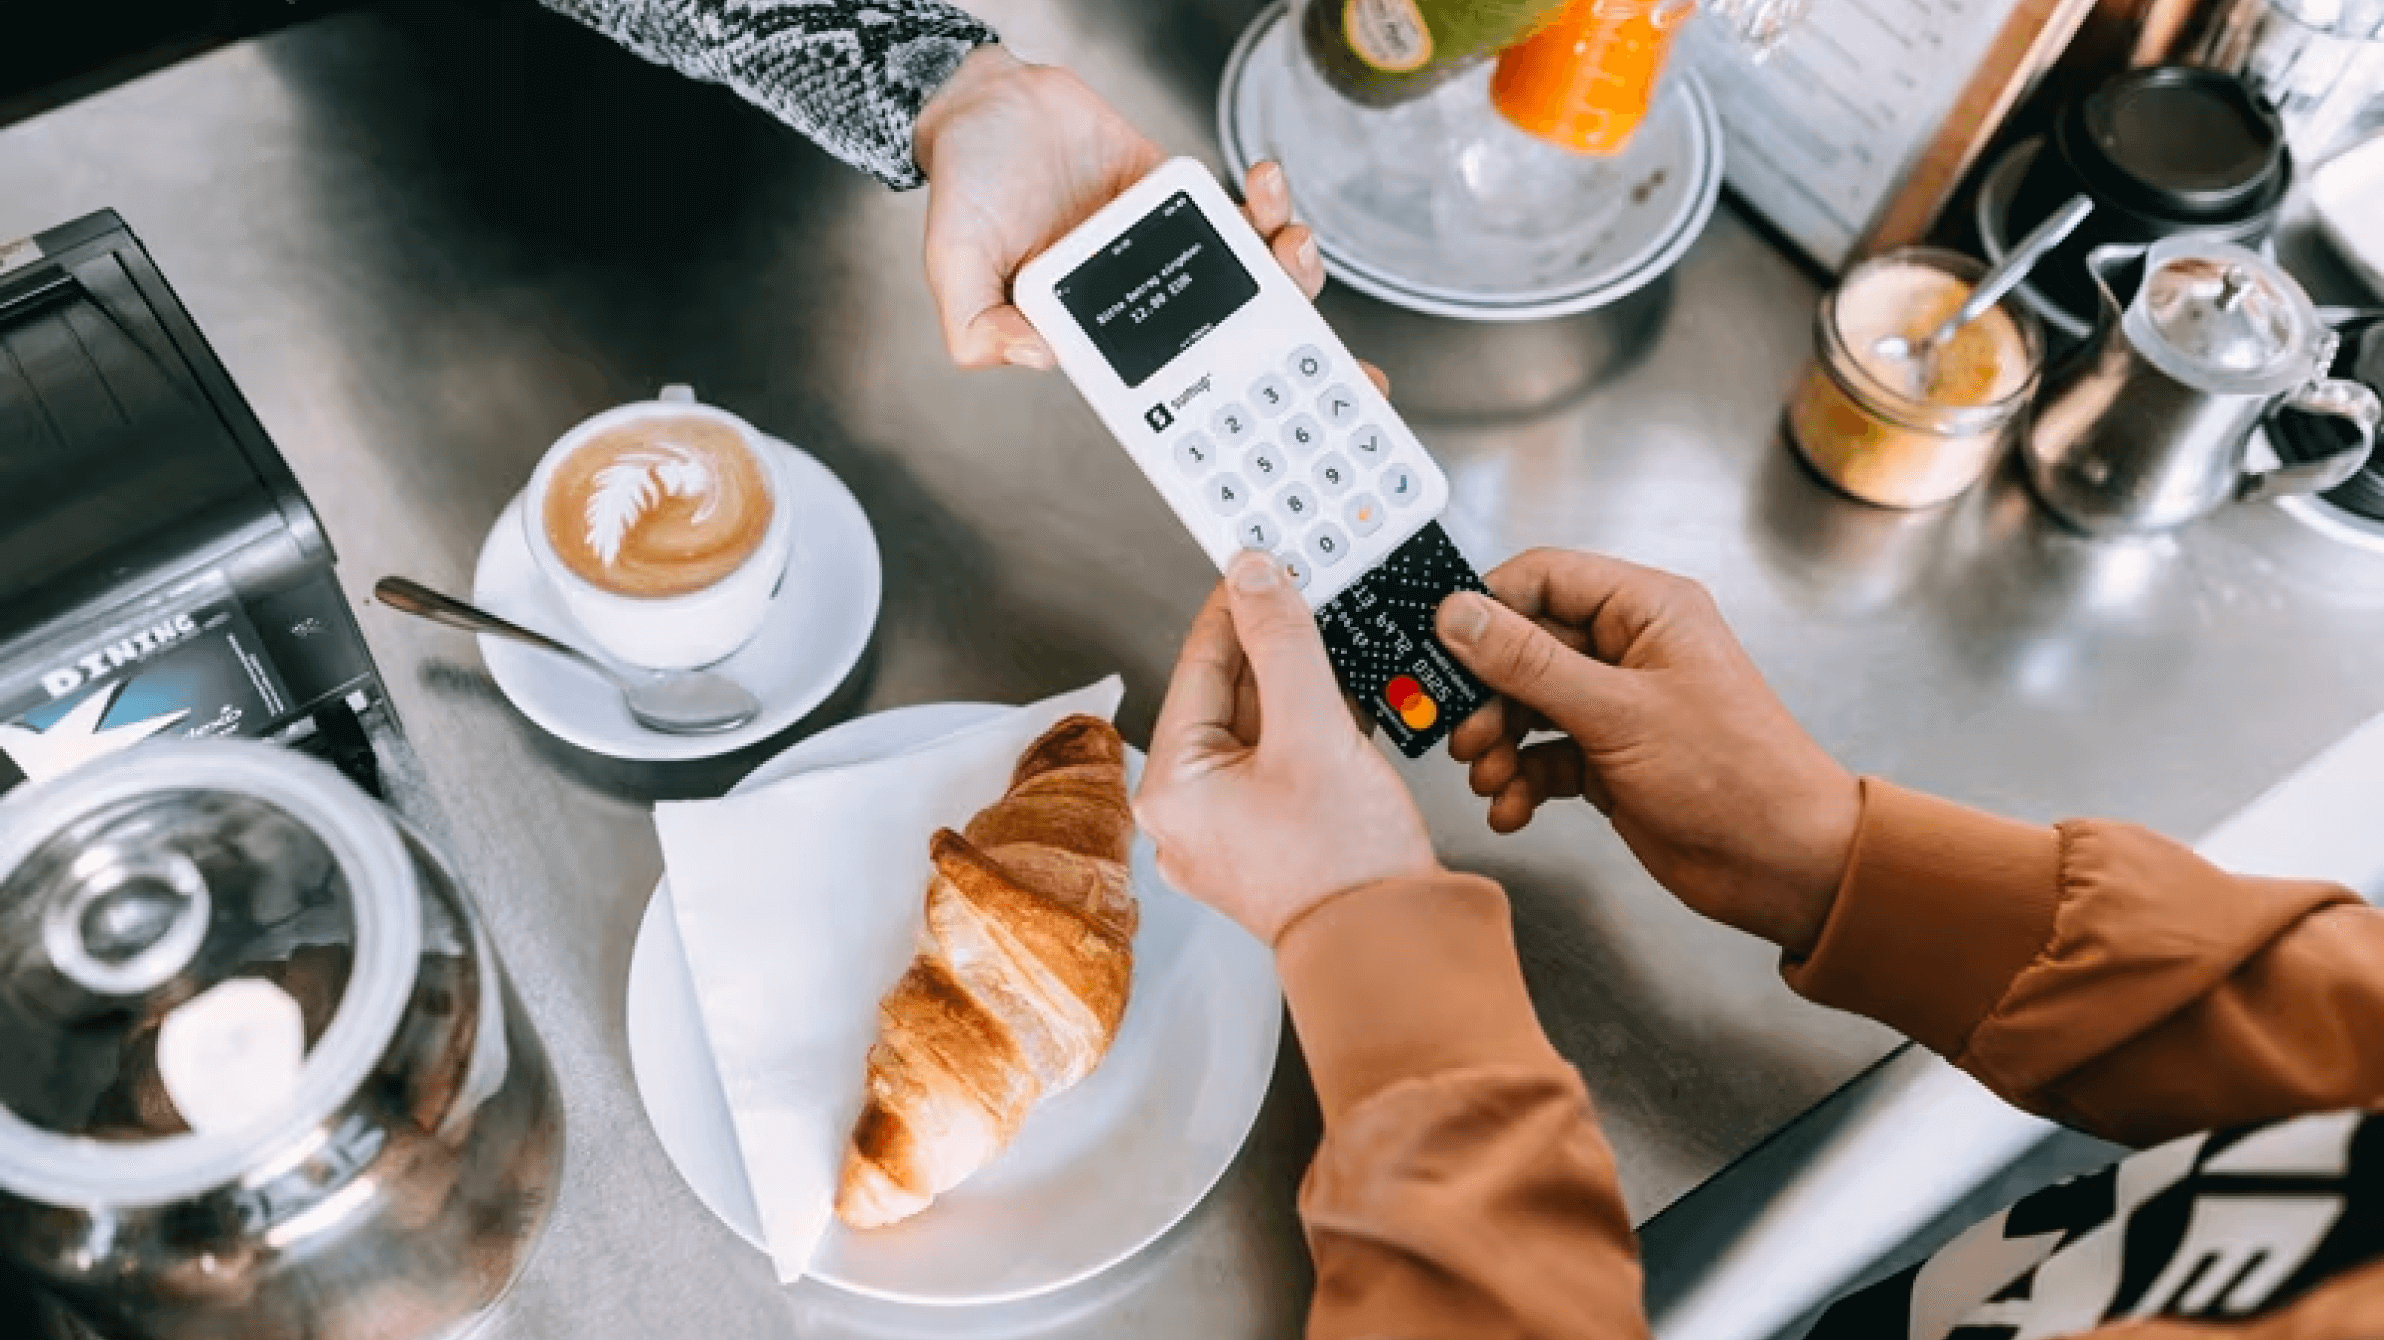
{"left": 1343, "top": 0, "right": 1434, "bottom": 73}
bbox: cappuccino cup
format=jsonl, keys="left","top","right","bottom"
{"left": 524, "top": 387, "right": 792, "bottom": 670}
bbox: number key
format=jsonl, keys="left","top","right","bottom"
{"left": 1249, "top": 374, "right": 1293, "bottom": 417}
{"left": 1313, "top": 451, "right": 1354, "bottom": 495}
{"left": 1212, "top": 402, "right": 1256, "bottom": 444}
{"left": 1237, "top": 515, "right": 1279, "bottom": 550}
{"left": 1244, "top": 444, "right": 1284, "bottom": 483}
{"left": 1319, "top": 384, "right": 1361, "bottom": 428}
{"left": 1172, "top": 432, "right": 1216, "bottom": 477}
{"left": 1281, "top": 413, "right": 1324, "bottom": 455}
{"left": 1306, "top": 522, "right": 1354, "bottom": 568}
{"left": 1207, "top": 473, "right": 1250, "bottom": 516}
{"left": 1276, "top": 482, "right": 1319, "bottom": 525}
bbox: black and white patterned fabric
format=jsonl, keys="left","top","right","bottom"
{"left": 541, "top": 0, "right": 997, "bottom": 188}
{"left": 1811, "top": 1108, "right": 2384, "bottom": 1338}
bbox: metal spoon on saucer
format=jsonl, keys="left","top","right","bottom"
{"left": 374, "top": 577, "right": 761, "bottom": 735}
{"left": 1874, "top": 195, "right": 2095, "bottom": 394}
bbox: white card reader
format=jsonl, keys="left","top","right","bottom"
{"left": 1015, "top": 158, "right": 1452, "bottom": 609}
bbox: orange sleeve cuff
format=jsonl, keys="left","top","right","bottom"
{"left": 1275, "top": 873, "right": 1567, "bottom": 1126}
{"left": 1782, "top": 778, "right": 2062, "bottom": 1059}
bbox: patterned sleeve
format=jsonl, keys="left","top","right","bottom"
{"left": 541, "top": 0, "right": 998, "bottom": 189}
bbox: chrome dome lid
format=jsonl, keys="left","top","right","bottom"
{"left": 0, "top": 741, "right": 420, "bottom": 1209}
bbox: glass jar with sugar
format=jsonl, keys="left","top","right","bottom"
{"left": 1788, "top": 248, "right": 2044, "bottom": 508}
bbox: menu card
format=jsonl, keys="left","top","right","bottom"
{"left": 1684, "top": 0, "right": 2034, "bottom": 269}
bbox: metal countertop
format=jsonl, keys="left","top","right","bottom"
{"left": 5, "top": 3, "right": 2384, "bottom": 1336}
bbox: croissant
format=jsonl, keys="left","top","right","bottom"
{"left": 835, "top": 715, "right": 1139, "bottom": 1229}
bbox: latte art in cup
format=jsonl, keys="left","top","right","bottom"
{"left": 523, "top": 392, "right": 795, "bottom": 670}
{"left": 542, "top": 415, "right": 775, "bottom": 598}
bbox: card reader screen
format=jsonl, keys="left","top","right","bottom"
{"left": 1054, "top": 191, "right": 1257, "bottom": 389}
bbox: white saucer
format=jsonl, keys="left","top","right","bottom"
{"left": 1220, "top": 1, "right": 1723, "bottom": 321}
{"left": 624, "top": 703, "right": 1284, "bottom": 1305}
{"left": 470, "top": 436, "right": 880, "bottom": 761}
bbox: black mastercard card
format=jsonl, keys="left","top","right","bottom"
{"left": 1315, "top": 522, "right": 1493, "bottom": 758}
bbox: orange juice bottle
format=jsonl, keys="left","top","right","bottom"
{"left": 1490, "top": 0, "right": 1694, "bottom": 154}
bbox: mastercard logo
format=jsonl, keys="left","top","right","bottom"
{"left": 1384, "top": 675, "right": 1438, "bottom": 731}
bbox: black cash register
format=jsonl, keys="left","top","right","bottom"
{"left": 0, "top": 210, "right": 391, "bottom": 796}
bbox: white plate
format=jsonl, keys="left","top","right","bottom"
{"left": 470, "top": 435, "right": 880, "bottom": 761}
{"left": 624, "top": 703, "right": 1284, "bottom": 1305}
{"left": 1219, "top": 1, "right": 1723, "bottom": 322}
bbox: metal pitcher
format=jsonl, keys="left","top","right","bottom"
{"left": 2024, "top": 237, "right": 2379, "bottom": 534}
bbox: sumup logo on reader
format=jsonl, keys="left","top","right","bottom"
{"left": 1146, "top": 374, "right": 1218, "bottom": 435}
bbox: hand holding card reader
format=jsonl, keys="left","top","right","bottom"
{"left": 1015, "top": 159, "right": 1490, "bottom": 756}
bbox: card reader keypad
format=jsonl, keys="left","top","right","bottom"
{"left": 1162, "top": 348, "right": 1432, "bottom": 598}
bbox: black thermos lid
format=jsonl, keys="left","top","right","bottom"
{"left": 2065, "top": 66, "right": 2288, "bottom": 221}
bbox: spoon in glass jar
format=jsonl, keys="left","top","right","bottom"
{"left": 1873, "top": 196, "right": 2094, "bottom": 396}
